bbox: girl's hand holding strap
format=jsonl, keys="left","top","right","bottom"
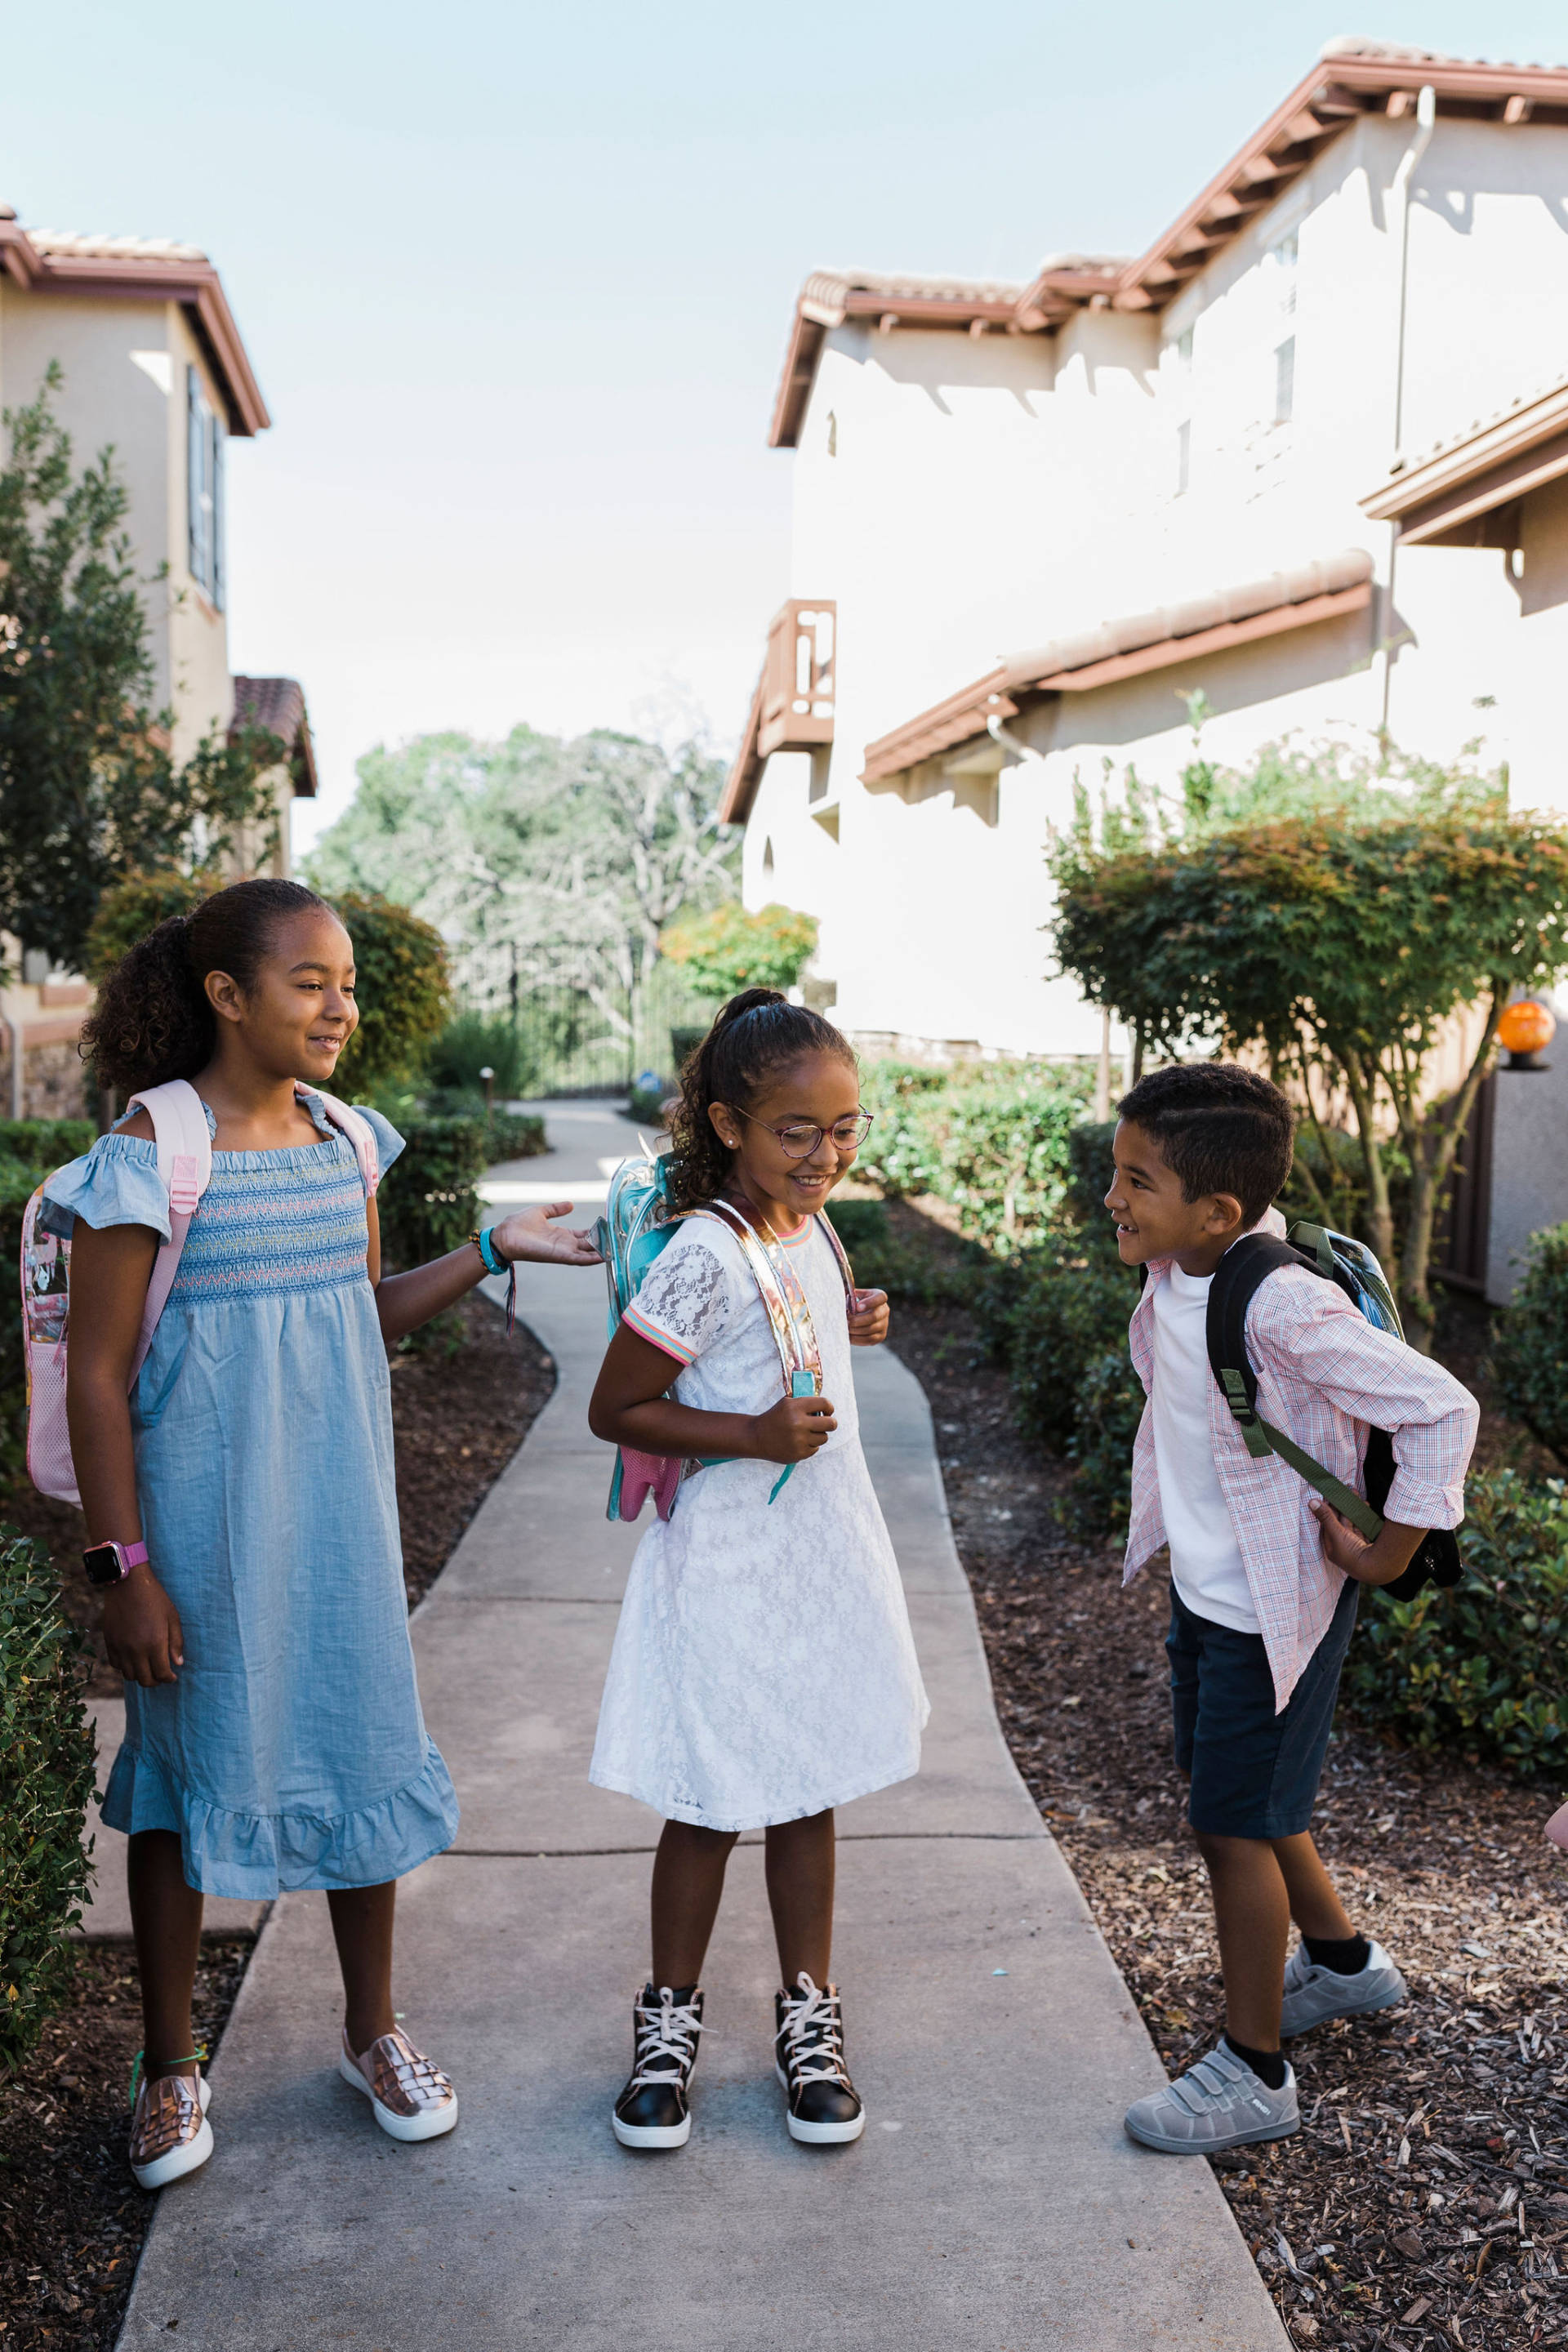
{"left": 65, "top": 1220, "right": 186, "bottom": 1686}
{"left": 589, "top": 1324, "right": 837, "bottom": 1467}
{"left": 846, "top": 1287, "right": 889, "bottom": 1348}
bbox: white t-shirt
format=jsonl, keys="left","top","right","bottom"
{"left": 1150, "top": 1262, "right": 1260, "bottom": 1634}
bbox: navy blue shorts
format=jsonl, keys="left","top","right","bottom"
{"left": 1167, "top": 1577, "right": 1359, "bottom": 1839}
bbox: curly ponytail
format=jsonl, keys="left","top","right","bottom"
{"left": 666, "top": 987, "right": 857, "bottom": 1211}
{"left": 82, "top": 877, "right": 331, "bottom": 1092}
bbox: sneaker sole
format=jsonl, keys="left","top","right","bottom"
{"left": 337, "top": 2052, "right": 458, "bottom": 2142}
{"left": 1281, "top": 1981, "right": 1407, "bottom": 2038}
{"left": 774, "top": 2061, "right": 866, "bottom": 2144}
{"left": 1124, "top": 2110, "right": 1299, "bottom": 2156}
{"left": 612, "top": 2110, "right": 692, "bottom": 2149}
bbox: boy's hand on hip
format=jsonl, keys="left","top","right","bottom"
{"left": 847, "top": 1288, "right": 889, "bottom": 1346}
{"left": 101, "top": 1566, "right": 185, "bottom": 1686}
{"left": 1311, "top": 1499, "right": 1426, "bottom": 1586}
{"left": 750, "top": 1394, "right": 837, "bottom": 1463}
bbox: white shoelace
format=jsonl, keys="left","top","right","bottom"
{"left": 777, "top": 1975, "right": 850, "bottom": 2088}
{"left": 629, "top": 1989, "right": 702, "bottom": 2091}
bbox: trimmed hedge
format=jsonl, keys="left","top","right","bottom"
{"left": 823, "top": 1198, "right": 982, "bottom": 1307}
{"left": 856, "top": 1061, "right": 1089, "bottom": 1251}
{"left": 1342, "top": 1467, "right": 1568, "bottom": 1779}
{"left": 978, "top": 1227, "right": 1142, "bottom": 1529}
{"left": 1489, "top": 1223, "right": 1568, "bottom": 1466}
{"left": 0, "top": 1530, "right": 96, "bottom": 2075}
{"left": 375, "top": 1116, "right": 487, "bottom": 1271}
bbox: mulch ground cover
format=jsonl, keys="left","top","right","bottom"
{"left": 890, "top": 1275, "right": 1568, "bottom": 2352}
{"left": 0, "top": 1291, "right": 555, "bottom": 2346}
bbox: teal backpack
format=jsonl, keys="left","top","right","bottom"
{"left": 593, "top": 1146, "right": 853, "bottom": 1525}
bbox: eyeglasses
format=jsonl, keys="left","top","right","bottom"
{"left": 727, "top": 1106, "right": 875, "bottom": 1160}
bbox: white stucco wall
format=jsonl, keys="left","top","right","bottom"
{"left": 743, "top": 112, "right": 1568, "bottom": 1062}
{"left": 0, "top": 288, "right": 232, "bottom": 758}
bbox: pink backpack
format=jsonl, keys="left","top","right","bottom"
{"left": 20, "top": 1079, "right": 381, "bottom": 1507}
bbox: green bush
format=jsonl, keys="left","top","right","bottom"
{"left": 855, "top": 1062, "right": 947, "bottom": 1199}
{"left": 0, "top": 1530, "right": 96, "bottom": 2074}
{"left": 823, "top": 1198, "right": 984, "bottom": 1307}
{"left": 1064, "top": 1119, "right": 1117, "bottom": 1224}
{"left": 1342, "top": 1468, "right": 1568, "bottom": 1778}
{"left": 627, "top": 1081, "right": 674, "bottom": 1128}
{"left": 424, "top": 1012, "right": 532, "bottom": 1102}
{"left": 1489, "top": 1223, "right": 1568, "bottom": 1464}
{"left": 979, "top": 1228, "right": 1139, "bottom": 1464}
{"left": 938, "top": 1072, "right": 1085, "bottom": 1253}
{"left": 659, "top": 902, "right": 818, "bottom": 997}
{"left": 329, "top": 891, "right": 452, "bottom": 1094}
{"left": 0, "top": 1120, "right": 95, "bottom": 1164}
{"left": 375, "top": 1116, "right": 486, "bottom": 1272}
{"left": 83, "top": 867, "right": 211, "bottom": 979}
{"left": 483, "top": 1109, "right": 546, "bottom": 1164}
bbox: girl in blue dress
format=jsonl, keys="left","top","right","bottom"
{"left": 51, "top": 877, "right": 599, "bottom": 2190}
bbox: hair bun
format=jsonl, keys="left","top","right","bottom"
{"left": 715, "top": 986, "right": 787, "bottom": 1027}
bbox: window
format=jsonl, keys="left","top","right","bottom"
{"left": 186, "top": 368, "right": 225, "bottom": 608}
{"left": 1273, "top": 336, "right": 1295, "bottom": 425}
{"left": 1268, "top": 229, "right": 1298, "bottom": 314}
{"left": 1175, "top": 418, "right": 1191, "bottom": 496}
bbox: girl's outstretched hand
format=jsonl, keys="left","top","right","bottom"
{"left": 749, "top": 1393, "right": 837, "bottom": 1463}
{"left": 492, "top": 1204, "right": 604, "bottom": 1267}
{"left": 102, "top": 1566, "right": 185, "bottom": 1687}
{"left": 846, "top": 1287, "right": 889, "bottom": 1346}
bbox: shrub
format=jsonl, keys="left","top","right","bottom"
{"left": 83, "top": 867, "right": 211, "bottom": 979}
{"left": 1341, "top": 1468, "right": 1568, "bottom": 1778}
{"left": 659, "top": 902, "right": 818, "bottom": 997}
{"left": 855, "top": 1063, "right": 946, "bottom": 1199}
{"left": 1064, "top": 1119, "right": 1116, "bottom": 1225}
{"left": 329, "top": 892, "right": 452, "bottom": 1094}
{"left": 483, "top": 1110, "right": 546, "bottom": 1164}
{"left": 979, "top": 1229, "right": 1139, "bottom": 1462}
{"left": 1489, "top": 1223, "right": 1568, "bottom": 1464}
{"left": 823, "top": 1198, "right": 983, "bottom": 1306}
{"left": 938, "top": 1073, "right": 1085, "bottom": 1253}
{"left": 0, "top": 1529, "right": 96, "bottom": 2074}
{"left": 375, "top": 1116, "right": 485, "bottom": 1272}
{"left": 423, "top": 1012, "right": 532, "bottom": 1103}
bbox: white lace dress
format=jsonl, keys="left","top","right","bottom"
{"left": 590, "top": 1214, "right": 929, "bottom": 1831}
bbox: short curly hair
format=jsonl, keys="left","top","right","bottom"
{"left": 666, "top": 988, "right": 858, "bottom": 1212}
{"left": 81, "top": 878, "right": 334, "bottom": 1092}
{"left": 1117, "top": 1062, "right": 1294, "bottom": 1227}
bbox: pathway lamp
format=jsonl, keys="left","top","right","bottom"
{"left": 1497, "top": 1000, "right": 1556, "bottom": 1073}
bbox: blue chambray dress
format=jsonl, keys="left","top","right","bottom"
{"left": 42, "top": 1096, "right": 459, "bottom": 1899}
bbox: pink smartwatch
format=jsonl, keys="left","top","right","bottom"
{"left": 82, "top": 1538, "right": 149, "bottom": 1588}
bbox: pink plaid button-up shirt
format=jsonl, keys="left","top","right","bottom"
{"left": 1123, "top": 1209, "right": 1479, "bottom": 1711}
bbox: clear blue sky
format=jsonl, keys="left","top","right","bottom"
{"left": 4, "top": 2, "right": 1566, "bottom": 849}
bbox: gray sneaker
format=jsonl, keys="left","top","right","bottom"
{"left": 1124, "top": 2043, "right": 1299, "bottom": 2154}
{"left": 1280, "top": 1938, "right": 1407, "bottom": 2038}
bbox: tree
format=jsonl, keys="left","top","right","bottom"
{"left": 659, "top": 902, "right": 817, "bottom": 997}
{"left": 1049, "top": 738, "right": 1568, "bottom": 1346}
{"left": 306, "top": 724, "right": 737, "bottom": 1054}
{"left": 0, "top": 370, "right": 280, "bottom": 972}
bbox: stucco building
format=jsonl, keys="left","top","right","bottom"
{"left": 0, "top": 207, "right": 315, "bottom": 1112}
{"left": 725, "top": 39, "right": 1568, "bottom": 1123}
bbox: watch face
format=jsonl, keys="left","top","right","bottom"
{"left": 82, "top": 1543, "right": 126, "bottom": 1586}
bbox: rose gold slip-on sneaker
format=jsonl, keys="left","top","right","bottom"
{"left": 338, "top": 2025, "right": 458, "bottom": 2142}
{"left": 129, "top": 2067, "right": 214, "bottom": 2191}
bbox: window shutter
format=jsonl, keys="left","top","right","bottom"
{"left": 187, "top": 367, "right": 205, "bottom": 584}
{"left": 211, "top": 412, "right": 225, "bottom": 611}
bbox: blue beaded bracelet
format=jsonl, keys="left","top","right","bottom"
{"left": 474, "top": 1226, "right": 506, "bottom": 1277}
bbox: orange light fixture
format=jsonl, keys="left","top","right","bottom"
{"left": 1499, "top": 1000, "right": 1557, "bottom": 1057}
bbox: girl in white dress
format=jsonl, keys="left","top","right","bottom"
{"left": 588, "top": 991, "right": 928, "bottom": 2150}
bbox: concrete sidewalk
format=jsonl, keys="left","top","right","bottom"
{"left": 118, "top": 1099, "right": 1285, "bottom": 2350}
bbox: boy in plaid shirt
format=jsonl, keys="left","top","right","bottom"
{"left": 1107, "top": 1065, "right": 1477, "bottom": 2154}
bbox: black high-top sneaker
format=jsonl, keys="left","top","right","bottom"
{"left": 612, "top": 1983, "right": 704, "bottom": 2149}
{"left": 773, "top": 1974, "right": 865, "bottom": 2145}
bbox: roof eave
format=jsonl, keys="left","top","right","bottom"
{"left": 0, "top": 220, "right": 269, "bottom": 434}
{"left": 1362, "top": 380, "right": 1568, "bottom": 540}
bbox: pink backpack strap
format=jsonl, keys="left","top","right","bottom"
{"left": 814, "top": 1211, "right": 855, "bottom": 1298}
{"left": 122, "top": 1080, "right": 215, "bottom": 1387}
{"left": 297, "top": 1086, "right": 381, "bottom": 1196}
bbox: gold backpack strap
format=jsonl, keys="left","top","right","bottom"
{"left": 688, "top": 1200, "right": 821, "bottom": 1395}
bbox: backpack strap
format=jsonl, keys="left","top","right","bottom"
{"left": 296, "top": 1086, "right": 381, "bottom": 1196}
{"left": 1205, "top": 1234, "right": 1383, "bottom": 1542}
{"left": 122, "top": 1080, "right": 215, "bottom": 1386}
{"left": 815, "top": 1210, "right": 856, "bottom": 1299}
{"left": 689, "top": 1200, "right": 826, "bottom": 1504}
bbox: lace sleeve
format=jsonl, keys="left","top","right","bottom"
{"left": 621, "top": 1227, "right": 733, "bottom": 1367}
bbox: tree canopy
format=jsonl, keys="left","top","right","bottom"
{"left": 306, "top": 724, "right": 737, "bottom": 1049}
{"left": 659, "top": 901, "right": 817, "bottom": 998}
{"left": 1049, "top": 737, "right": 1568, "bottom": 1340}
{"left": 0, "top": 370, "right": 278, "bottom": 972}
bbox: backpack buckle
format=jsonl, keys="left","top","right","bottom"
{"left": 168, "top": 1154, "right": 201, "bottom": 1216}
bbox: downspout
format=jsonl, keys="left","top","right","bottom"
{"left": 1380, "top": 82, "right": 1437, "bottom": 739}
{"left": 3, "top": 1004, "right": 24, "bottom": 1120}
